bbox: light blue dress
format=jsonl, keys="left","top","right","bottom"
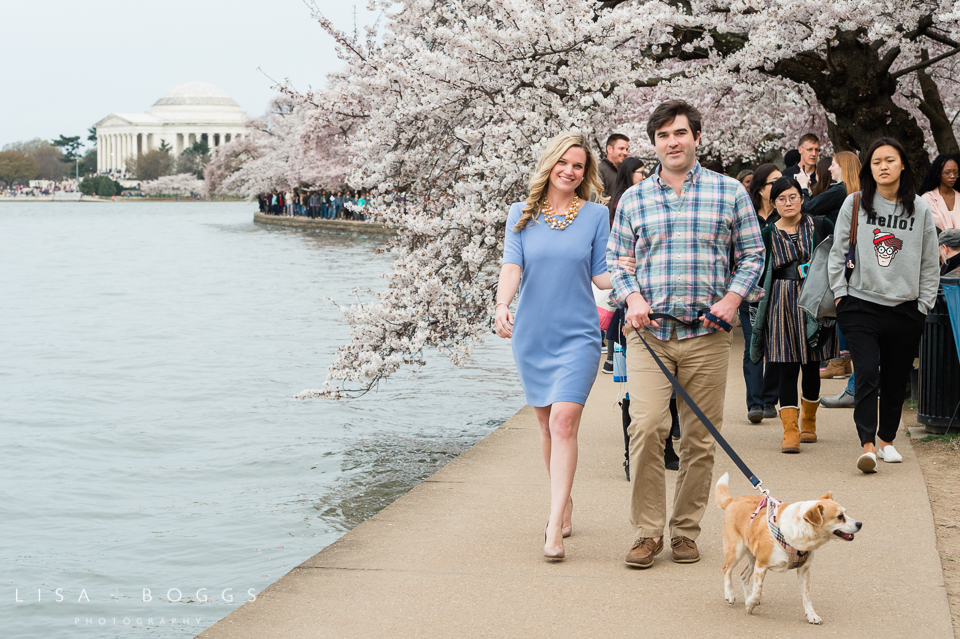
{"left": 503, "top": 200, "right": 610, "bottom": 407}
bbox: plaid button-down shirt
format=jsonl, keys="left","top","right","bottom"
{"left": 606, "top": 162, "right": 765, "bottom": 341}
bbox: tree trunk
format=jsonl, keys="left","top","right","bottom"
{"left": 774, "top": 31, "right": 932, "bottom": 181}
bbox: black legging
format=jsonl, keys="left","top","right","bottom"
{"left": 778, "top": 362, "right": 821, "bottom": 407}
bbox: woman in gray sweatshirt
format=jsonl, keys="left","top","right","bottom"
{"left": 828, "top": 137, "right": 940, "bottom": 474}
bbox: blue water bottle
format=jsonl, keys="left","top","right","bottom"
{"left": 613, "top": 343, "right": 627, "bottom": 382}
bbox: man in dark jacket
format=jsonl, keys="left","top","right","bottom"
{"left": 783, "top": 133, "right": 820, "bottom": 187}
{"left": 600, "top": 133, "right": 630, "bottom": 197}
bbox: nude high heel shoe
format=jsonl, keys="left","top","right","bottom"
{"left": 544, "top": 524, "right": 565, "bottom": 559}
{"left": 562, "top": 497, "right": 573, "bottom": 538}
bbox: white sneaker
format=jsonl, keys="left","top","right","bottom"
{"left": 857, "top": 452, "right": 877, "bottom": 474}
{"left": 877, "top": 445, "right": 903, "bottom": 463}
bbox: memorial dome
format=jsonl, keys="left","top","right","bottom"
{"left": 152, "top": 82, "right": 240, "bottom": 108}
{"left": 148, "top": 82, "right": 246, "bottom": 123}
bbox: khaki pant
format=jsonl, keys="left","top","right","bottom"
{"left": 625, "top": 328, "right": 733, "bottom": 540}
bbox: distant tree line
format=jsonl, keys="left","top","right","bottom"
{"left": 0, "top": 129, "right": 98, "bottom": 187}
{"left": 1, "top": 125, "right": 214, "bottom": 187}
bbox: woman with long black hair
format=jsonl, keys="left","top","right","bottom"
{"left": 739, "top": 163, "right": 782, "bottom": 423}
{"left": 751, "top": 176, "right": 836, "bottom": 452}
{"left": 919, "top": 153, "right": 960, "bottom": 231}
{"left": 605, "top": 157, "right": 646, "bottom": 225}
{"left": 603, "top": 157, "right": 646, "bottom": 373}
{"left": 828, "top": 138, "right": 940, "bottom": 473}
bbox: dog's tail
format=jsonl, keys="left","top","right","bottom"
{"left": 714, "top": 472, "right": 733, "bottom": 510}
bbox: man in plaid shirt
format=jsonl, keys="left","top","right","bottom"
{"left": 607, "top": 100, "right": 764, "bottom": 569}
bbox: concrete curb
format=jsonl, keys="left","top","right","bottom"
{"left": 253, "top": 212, "right": 396, "bottom": 235}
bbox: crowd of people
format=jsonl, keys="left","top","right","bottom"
{"left": 1, "top": 179, "right": 80, "bottom": 197}
{"left": 493, "top": 99, "right": 959, "bottom": 566}
{"left": 257, "top": 189, "right": 368, "bottom": 221}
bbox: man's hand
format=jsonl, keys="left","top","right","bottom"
{"left": 704, "top": 292, "right": 741, "bottom": 331}
{"left": 835, "top": 297, "right": 843, "bottom": 308}
{"left": 623, "top": 292, "right": 660, "bottom": 331}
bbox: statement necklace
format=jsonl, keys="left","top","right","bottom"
{"left": 541, "top": 195, "right": 580, "bottom": 230}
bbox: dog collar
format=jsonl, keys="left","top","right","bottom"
{"left": 750, "top": 496, "right": 810, "bottom": 569}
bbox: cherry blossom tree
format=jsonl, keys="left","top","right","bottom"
{"left": 206, "top": 96, "right": 350, "bottom": 197}
{"left": 141, "top": 173, "right": 205, "bottom": 197}
{"left": 292, "top": 0, "right": 960, "bottom": 398}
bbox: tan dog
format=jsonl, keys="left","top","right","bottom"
{"left": 714, "top": 473, "right": 861, "bottom": 624}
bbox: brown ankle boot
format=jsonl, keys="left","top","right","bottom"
{"left": 800, "top": 398, "right": 819, "bottom": 443}
{"left": 842, "top": 357, "right": 853, "bottom": 376}
{"left": 780, "top": 406, "right": 800, "bottom": 453}
{"left": 819, "top": 359, "right": 848, "bottom": 379}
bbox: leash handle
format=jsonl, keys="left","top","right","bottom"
{"left": 631, "top": 326, "right": 761, "bottom": 488}
{"left": 648, "top": 309, "right": 732, "bottom": 332}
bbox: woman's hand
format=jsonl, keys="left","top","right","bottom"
{"left": 835, "top": 297, "right": 844, "bottom": 308}
{"left": 619, "top": 256, "right": 637, "bottom": 275}
{"left": 495, "top": 305, "right": 514, "bottom": 338}
{"left": 795, "top": 171, "right": 811, "bottom": 190}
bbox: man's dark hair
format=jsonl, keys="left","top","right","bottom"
{"left": 784, "top": 149, "right": 801, "bottom": 168}
{"left": 798, "top": 133, "right": 820, "bottom": 147}
{"left": 646, "top": 100, "right": 702, "bottom": 144}
{"left": 605, "top": 133, "right": 629, "bottom": 149}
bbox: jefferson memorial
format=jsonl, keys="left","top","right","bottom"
{"left": 95, "top": 82, "right": 247, "bottom": 173}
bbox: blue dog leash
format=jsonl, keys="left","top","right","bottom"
{"left": 630, "top": 312, "right": 768, "bottom": 496}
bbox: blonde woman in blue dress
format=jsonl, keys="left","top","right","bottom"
{"left": 494, "top": 132, "right": 635, "bottom": 559}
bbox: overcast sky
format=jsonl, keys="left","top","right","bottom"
{"left": 1, "top": 0, "right": 380, "bottom": 149}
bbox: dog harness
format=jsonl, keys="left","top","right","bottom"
{"left": 750, "top": 496, "right": 810, "bottom": 569}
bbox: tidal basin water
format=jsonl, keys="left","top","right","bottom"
{"left": 0, "top": 202, "right": 524, "bottom": 638}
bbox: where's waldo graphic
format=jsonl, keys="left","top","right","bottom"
{"left": 873, "top": 229, "right": 903, "bottom": 267}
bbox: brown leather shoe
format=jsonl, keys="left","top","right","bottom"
{"left": 671, "top": 536, "right": 700, "bottom": 563}
{"left": 625, "top": 537, "right": 663, "bottom": 568}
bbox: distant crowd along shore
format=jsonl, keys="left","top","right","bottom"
{"left": 2, "top": 179, "right": 80, "bottom": 198}
{"left": 258, "top": 189, "right": 369, "bottom": 220}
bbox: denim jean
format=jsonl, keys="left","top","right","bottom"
{"left": 739, "top": 304, "right": 779, "bottom": 408}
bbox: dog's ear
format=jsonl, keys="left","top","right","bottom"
{"left": 804, "top": 503, "right": 824, "bottom": 527}
{"left": 818, "top": 491, "right": 833, "bottom": 501}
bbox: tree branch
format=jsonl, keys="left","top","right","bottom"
{"left": 891, "top": 46, "right": 960, "bottom": 79}
{"left": 877, "top": 46, "right": 901, "bottom": 76}
{"left": 922, "top": 29, "right": 960, "bottom": 48}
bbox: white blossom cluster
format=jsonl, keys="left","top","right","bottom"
{"left": 205, "top": 97, "right": 350, "bottom": 197}
{"left": 141, "top": 173, "right": 205, "bottom": 196}
{"left": 281, "top": 0, "right": 959, "bottom": 398}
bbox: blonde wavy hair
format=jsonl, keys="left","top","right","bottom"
{"left": 834, "top": 151, "right": 861, "bottom": 194}
{"left": 513, "top": 131, "right": 606, "bottom": 232}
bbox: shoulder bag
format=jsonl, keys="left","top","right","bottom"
{"left": 799, "top": 193, "right": 860, "bottom": 320}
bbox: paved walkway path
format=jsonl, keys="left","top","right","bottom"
{"left": 199, "top": 329, "right": 952, "bottom": 638}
